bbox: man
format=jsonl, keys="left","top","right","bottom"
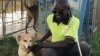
{"left": 29, "top": 0, "right": 91, "bottom": 56}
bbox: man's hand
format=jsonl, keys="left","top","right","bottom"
{"left": 28, "top": 42, "right": 43, "bottom": 54}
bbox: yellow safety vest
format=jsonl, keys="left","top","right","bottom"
{"left": 47, "top": 14, "right": 80, "bottom": 42}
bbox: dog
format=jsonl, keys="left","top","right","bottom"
{"left": 24, "top": 0, "right": 39, "bottom": 33}
{"left": 16, "top": 33, "right": 36, "bottom": 56}
{"left": 16, "top": 32, "right": 44, "bottom": 56}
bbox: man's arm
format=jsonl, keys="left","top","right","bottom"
{"left": 40, "top": 36, "right": 76, "bottom": 48}
{"left": 39, "top": 30, "right": 52, "bottom": 42}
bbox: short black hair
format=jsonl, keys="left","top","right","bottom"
{"left": 56, "top": 0, "right": 68, "bottom": 4}
{"left": 54, "top": 0, "right": 69, "bottom": 10}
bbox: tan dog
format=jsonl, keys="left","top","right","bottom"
{"left": 16, "top": 33, "right": 36, "bottom": 56}
{"left": 24, "top": 0, "right": 39, "bottom": 33}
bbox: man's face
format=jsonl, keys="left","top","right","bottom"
{"left": 53, "top": 8, "right": 68, "bottom": 23}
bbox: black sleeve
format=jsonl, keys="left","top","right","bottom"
{"left": 41, "top": 36, "right": 76, "bottom": 48}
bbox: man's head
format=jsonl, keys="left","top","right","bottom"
{"left": 53, "top": 0, "right": 72, "bottom": 25}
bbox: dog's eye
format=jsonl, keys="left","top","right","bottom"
{"left": 24, "top": 40, "right": 27, "bottom": 42}
{"left": 30, "top": 40, "right": 32, "bottom": 42}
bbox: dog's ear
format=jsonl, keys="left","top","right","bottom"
{"left": 34, "top": 32, "right": 37, "bottom": 40}
{"left": 30, "top": 32, "right": 37, "bottom": 41}
{"left": 16, "top": 34, "right": 22, "bottom": 42}
{"left": 30, "top": 33, "right": 37, "bottom": 41}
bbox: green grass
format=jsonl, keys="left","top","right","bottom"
{"left": 90, "top": 30, "right": 100, "bottom": 56}
{"left": 0, "top": 36, "right": 18, "bottom": 56}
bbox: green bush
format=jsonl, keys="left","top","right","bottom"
{"left": 0, "top": 36, "right": 18, "bottom": 56}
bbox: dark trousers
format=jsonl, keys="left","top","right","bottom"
{"left": 43, "top": 41, "right": 91, "bottom": 56}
